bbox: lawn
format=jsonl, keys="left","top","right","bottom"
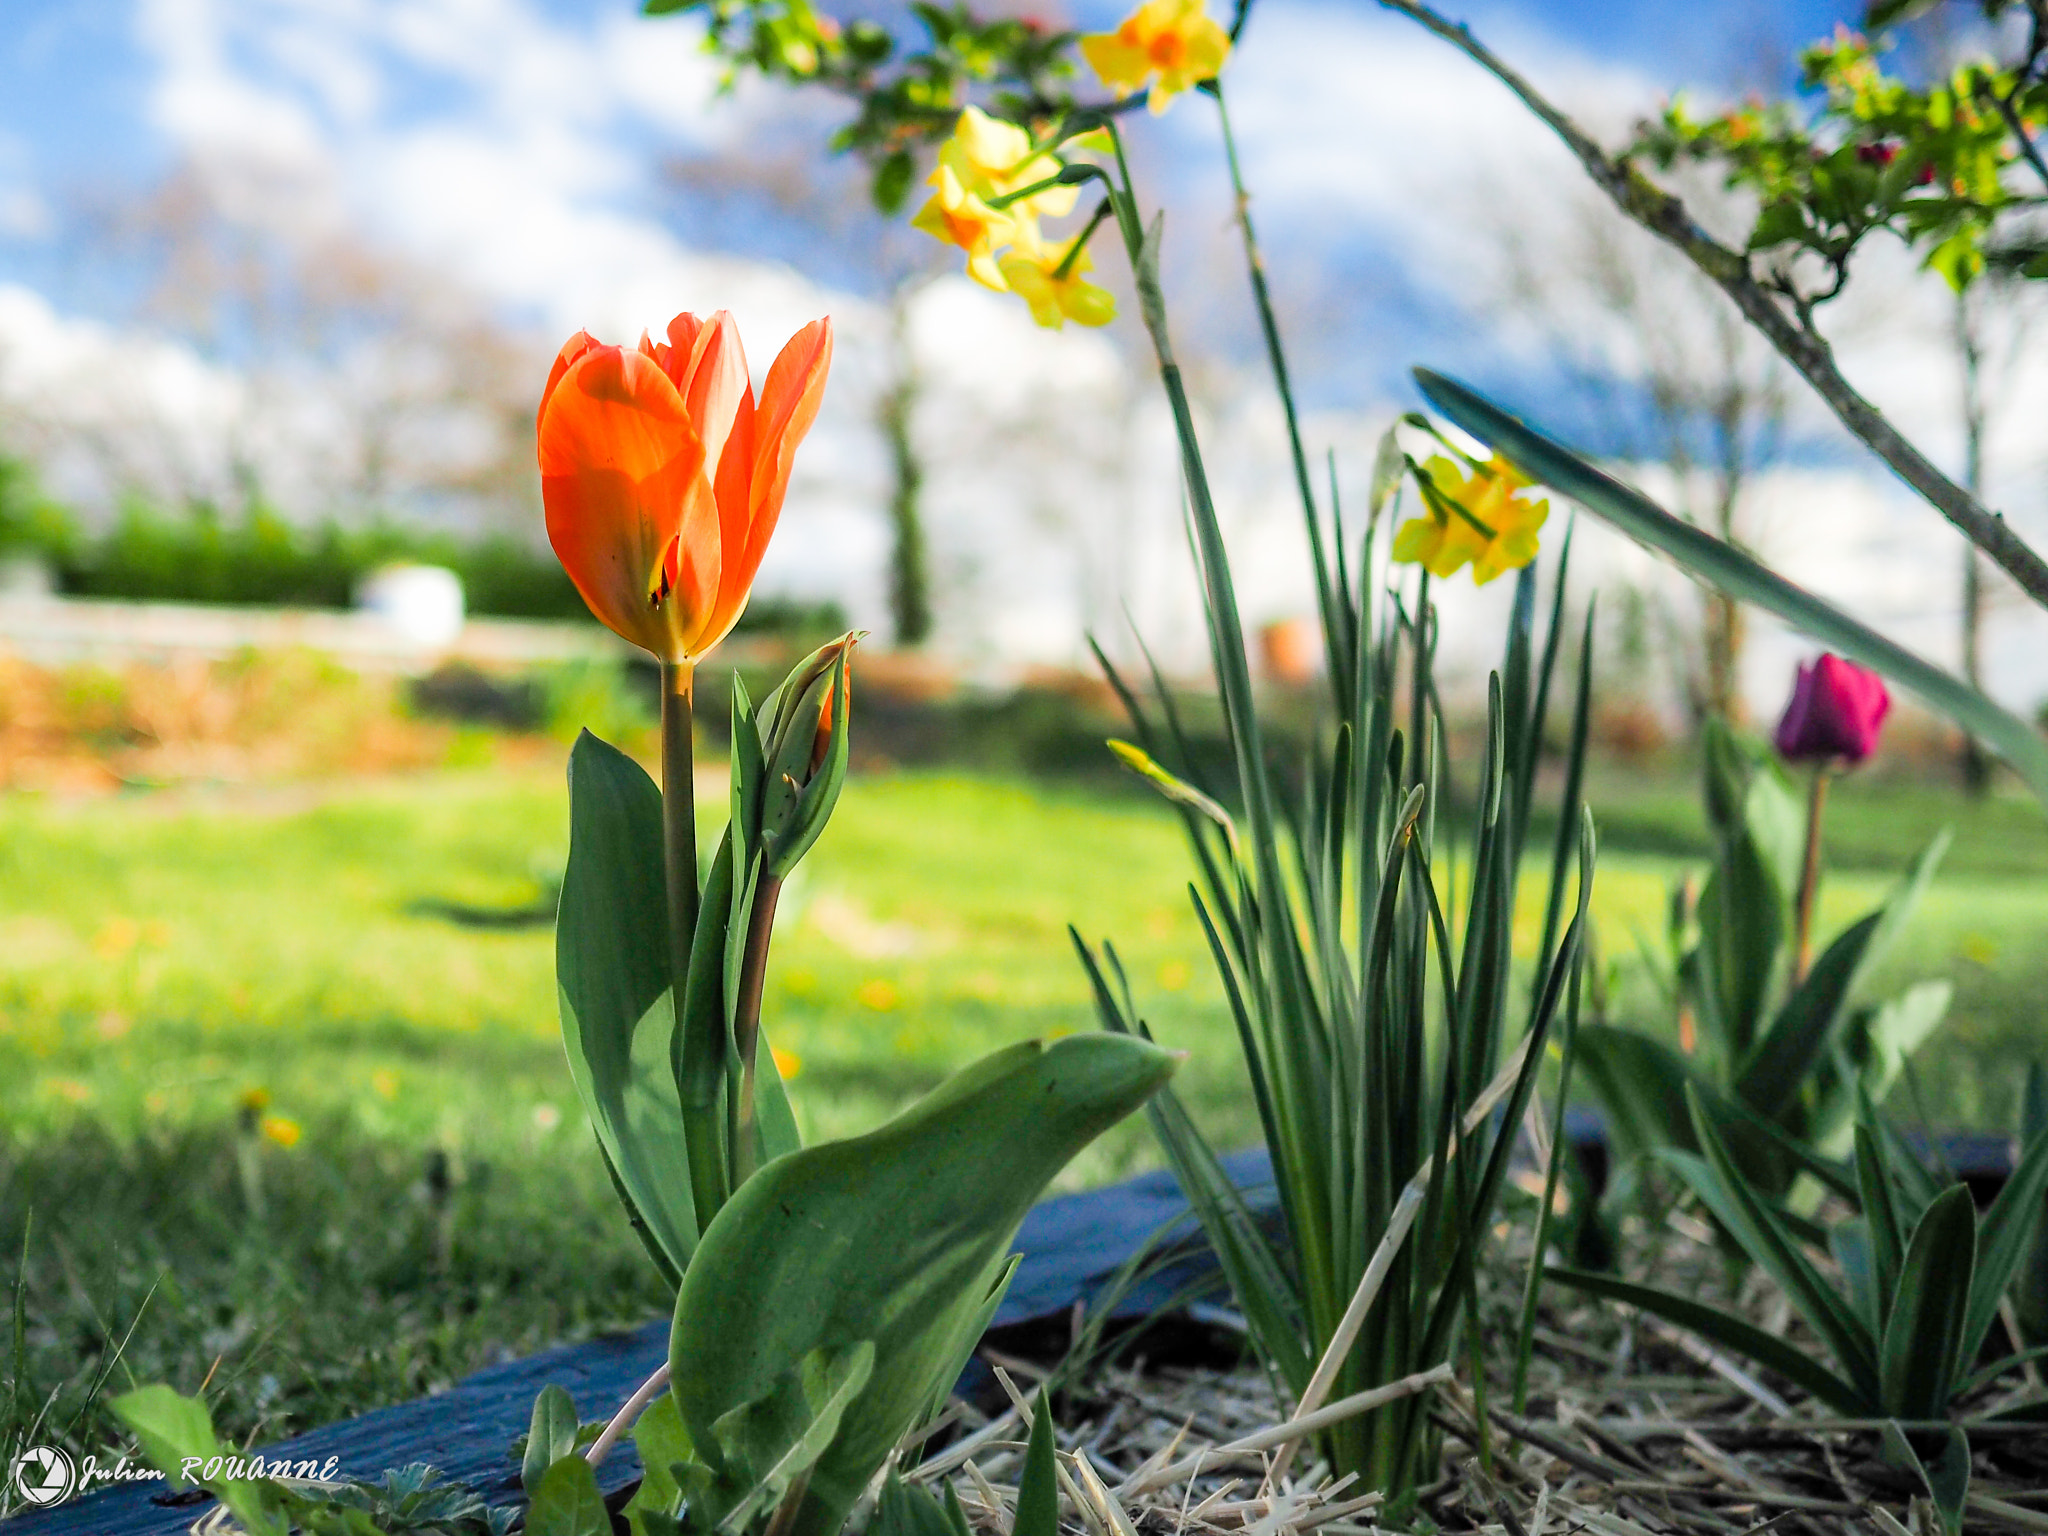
{"left": 2, "top": 757, "right": 2043, "bottom": 1461}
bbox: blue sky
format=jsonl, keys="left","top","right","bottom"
{"left": 0, "top": 0, "right": 1888, "bottom": 451}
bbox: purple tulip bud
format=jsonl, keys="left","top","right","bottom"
{"left": 1773, "top": 653, "right": 1890, "bottom": 765}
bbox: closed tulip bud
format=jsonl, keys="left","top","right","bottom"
{"left": 1774, "top": 653, "right": 1890, "bottom": 766}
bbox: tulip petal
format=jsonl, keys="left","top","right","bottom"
{"left": 743, "top": 318, "right": 833, "bottom": 568}
{"left": 673, "top": 310, "right": 754, "bottom": 507}
{"left": 538, "top": 331, "right": 601, "bottom": 436}
{"left": 539, "top": 344, "right": 717, "bottom": 660}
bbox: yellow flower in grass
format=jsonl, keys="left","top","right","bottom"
{"left": 260, "top": 1115, "right": 302, "bottom": 1149}
{"left": 997, "top": 238, "right": 1116, "bottom": 329}
{"left": 1080, "top": 0, "right": 1232, "bottom": 115}
{"left": 1393, "top": 453, "right": 1548, "bottom": 584}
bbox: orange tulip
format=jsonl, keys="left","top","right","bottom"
{"left": 537, "top": 310, "right": 833, "bottom": 662}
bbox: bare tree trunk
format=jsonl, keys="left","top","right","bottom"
{"left": 1956, "top": 289, "right": 1992, "bottom": 796}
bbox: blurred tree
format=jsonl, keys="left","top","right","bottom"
{"left": 1484, "top": 176, "right": 1790, "bottom": 724}
{"left": 663, "top": 135, "right": 948, "bottom": 645}
{"left": 65, "top": 160, "right": 547, "bottom": 534}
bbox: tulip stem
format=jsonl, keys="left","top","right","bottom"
{"left": 727, "top": 872, "right": 783, "bottom": 1190}
{"left": 1793, "top": 766, "right": 1829, "bottom": 985}
{"left": 660, "top": 661, "right": 700, "bottom": 1002}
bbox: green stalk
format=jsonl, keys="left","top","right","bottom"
{"left": 660, "top": 661, "right": 700, "bottom": 985}
{"left": 726, "top": 873, "right": 784, "bottom": 1189}
{"left": 1794, "top": 767, "right": 1829, "bottom": 985}
{"left": 1211, "top": 84, "right": 1348, "bottom": 705}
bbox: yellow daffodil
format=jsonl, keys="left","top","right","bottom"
{"left": 944, "top": 106, "right": 1076, "bottom": 220}
{"left": 917, "top": 107, "right": 1097, "bottom": 303}
{"left": 910, "top": 160, "right": 1015, "bottom": 289}
{"left": 997, "top": 238, "right": 1116, "bottom": 329}
{"left": 1392, "top": 454, "right": 1549, "bottom": 584}
{"left": 1080, "top": 0, "right": 1232, "bottom": 115}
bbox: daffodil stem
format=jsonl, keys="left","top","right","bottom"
{"left": 660, "top": 661, "right": 700, "bottom": 1002}
{"left": 727, "top": 872, "right": 783, "bottom": 1190}
{"left": 1213, "top": 83, "right": 1347, "bottom": 702}
{"left": 1793, "top": 766, "right": 1829, "bottom": 985}
{"left": 1412, "top": 460, "right": 1498, "bottom": 540}
{"left": 1054, "top": 199, "right": 1114, "bottom": 280}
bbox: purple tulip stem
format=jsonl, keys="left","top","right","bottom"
{"left": 1793, "top": 765, "right": 1830, "bottom": 985}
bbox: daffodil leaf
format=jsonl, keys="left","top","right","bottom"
{"left": 1412, "top": 369, "right": 2048, "bottom": 809}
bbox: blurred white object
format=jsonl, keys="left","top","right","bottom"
{"left": 357, "top": 564, "right": 465, "bottom": 647}
{"left": 0, "top": 553, "right": 55, "bottom": 600}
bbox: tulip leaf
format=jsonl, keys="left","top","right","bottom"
{"left": 558, "top": 730, "right": 699, "bottom": 1278}
{"left": 1014, "top": 1387, "right": 1061, "bottom": 1536}
{"left": 1880, "top": 1184, "right": 1975, "bottom": 1419}
{"left": 624, "top": 1391, "right": 693, "bottom": 1536}
{"left": 1684, "top": 1090, "right": 1882, "bottom": 1402}
{"left": 668, "top": 1035, "right": 1178, "bottom": 1536}
{"left": 1695, "top": 821, "right": 1786, "bottom": 1062}
{"left": 1963, "top": 1107, "right": 2048, "bottom": 1365}
{"left": 1575, "top": 1025, "right": 1701, "bottom": 1166}
{"left": 1412, "top": 369, "right": 2048, "bottom": 810}
{"left": 1763, "top": 831, "right": 1947, "bottom": 1116}
{"left": 1735, "top": 910, "right": 1883, "bottom": 1121}
{"left": 870, "top": 1475, "right": 974, "bottom": 1536}
{"left": 2017, "top": 1064, "right": 2048, "bottom": 1347}
{"left": 710, "top": 1340, "right": 875, "bottom": 1534}
{"left": 524, "top": 1385, "right": 581, "bottom": 1500}
{"left": 112, "top": 1385, "right": 289, "bottom": 1536}
{"left": 526, "top": 1453, "right": 610, "bottom": 1536}
{"left": 1546, "top": 1269, "right": 1868, "bottom": 1413}
{"left": 1882, "top": 1421, "right": 1970, "bottom": 1536}
{"left": 1856, "top": 1125, "right": 1909, "bottom": 1325}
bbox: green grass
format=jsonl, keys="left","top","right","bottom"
{"left": 1, "top": 760, "right": 2042, "bottom": 1468}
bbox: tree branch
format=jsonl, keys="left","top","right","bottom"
{"left": 1376, "top": 0, "right": 2048, "bottom": 614}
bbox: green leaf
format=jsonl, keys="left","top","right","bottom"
{"left": 1856, "top": 1125, "right": 1908, "bottom": 1325}
{"left": 524, "top": 1385, "right": 580, "bottom": 1499}
{"left": 1683, "top": 1091, "right": 1882, "bottom": 1401}
{"left": 1881, "top": 1421, "right": 1970, "bottom": 1536}
{"left": 624, "top": 1391, "right": 694, "bottom": 1536}
{"left": 1547, "top": 1270, "right": 1868, "bottom": 1412}
{"left": 669, "top": 1035, "right": 1177, "bottom": 1536}
{"left": 1881, "top": 1185, "right": 1976, "bottom": 1419}
{"left": 873, "top": 151, "right": 914, "bottom": 215}
{"left": 1576, "top": 1025, "right": 1701, "bottom": 1166}
{"left": 1833, "top": 1219, "right": 1878, "bottom": 1335}
{"left": 1014, "top": 1386, "right": 1061, "bottom": 1536}
{"left": 2019, "top": 1063, "right": 2048, "bottom": 1346}
{"left": 1411, "top": 371, "right": 2048, "bottom": 808}
{"left": 1696, "top": 822, "right": 1786, "bottom": 1061}
{"left": 526, "top": 1453, "right": 609, "bottom": 1536}
{"left": 558, "top": 731, "right": 699, "bottom": 1276}
{"left": 870, "top": 1474, "right": 974, "bottom": 1536}
{"left": 110, "top": 1385, "right": 287, "bottom": 1536}
{"left": 1736, "top": 914, "right": 1878, "bottom": 1120}
{"left": 764, "top": 646, "right": 853, "bottom": 880}
{"left": 1964, "top": 1106, "right": 2048, "bottom": 1363}
{"left": 1742, "top": 833, "right": 1947, "bottom": 1122}
{"left": 711, "top": 1341, "right": 876, "bottom": 1532}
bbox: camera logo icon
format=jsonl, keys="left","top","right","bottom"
{"left": 13, "top": 1445, "right": 77, "bottom": 1507}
